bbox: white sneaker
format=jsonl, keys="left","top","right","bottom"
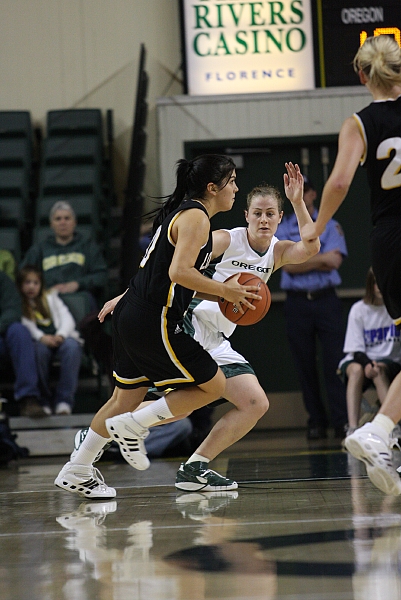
{"left": 55, "top": 402, "right": 72, "bottom": 415}
{"left": 54, "top": 461, "right": 116, "bottom": 498}
{"left": 344, "top": 422, "right": 401, "bottom": 496}
{"left": 176, "top": 491, "right": 239, "bottom": 520}
{"left": 70, "top": 427, "right": 112, "bottom": 463}
{"left": 105, "top": 413, "right": 150, "bottom": 470}
{"left": 56, "top": 501, "right": 117, "bottom": 530}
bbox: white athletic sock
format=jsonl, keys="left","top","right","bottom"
{"left": 186, "top": 453, "right": 210, "bottom": 465}
{"left": 70, "top": 428, "right": 111, "bottom": 466}
{"left": 132, "top": 397, "right": 174, "bottom": 428}
{"left": 372, "top": 414, "right": 396, "bottom": 437}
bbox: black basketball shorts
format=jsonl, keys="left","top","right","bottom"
{"left": 111, "top": 295, "right": 218, "bottom": 391}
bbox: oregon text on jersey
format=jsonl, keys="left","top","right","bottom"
{"left": 231, "top": 260, "right": 271, "bottom": 274}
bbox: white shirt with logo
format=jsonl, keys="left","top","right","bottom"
{"left": 192, "top": 227, "right": 278, "bottom": 339}
{"left": 339, "top": 299, "right": 401, "bottom": 369}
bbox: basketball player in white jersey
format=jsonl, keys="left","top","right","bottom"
{"left": 175, "top": 163, "right": 319, "bottom": 490}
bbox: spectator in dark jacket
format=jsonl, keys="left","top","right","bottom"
{"left": 21, "top": 201, "right": 113, "bottom": 388}
{"left": 21, "top": 200, "right": 107, "bottom": 306}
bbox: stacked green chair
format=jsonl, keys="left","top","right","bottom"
{"left": 0, "top": 138, "right": 32, "bottom": 168}
{"left": 0, "top": 197, "right": 25, "bottom": 229}
{"left": 0, "top": 111, "right": 35, "bottom": 255}
{"left": 0, "top": 227, "right": 21, "bottom": 263}
{"left": 37, "top": 109, "right": 105, "bottom": 242}
{"left": 47, "top": 109, "right": 102, "bottom": 137}
{"left": 42, "top": 136, "right": 102, "bottom": 168}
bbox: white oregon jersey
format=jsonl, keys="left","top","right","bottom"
{"left": 193, "top": 227, "right": 278, "bottom": 339}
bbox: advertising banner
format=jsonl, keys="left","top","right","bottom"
{"left": 180, "top": 0, "right": 315, "bottom": 95}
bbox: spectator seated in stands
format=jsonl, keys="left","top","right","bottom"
{"left": 21, "top": 200, "right": 107, "bottom": 307}
{"left": 16, "top": 265, "right": 83, "bottom": 416}
{"left": 20, "top": 200, "right": 113, "bottom": 387}
{"left": 0, "top": 271, "right": 46, "bottom": 418}
{"left": 338, "top": 267, "right": 401, "bottom": 438}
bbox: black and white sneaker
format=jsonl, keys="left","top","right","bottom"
{"left": 105, "top": 413, "right": 150, "bottom": 470}
{"left": 54, "top": 461, "right": 116, "bottom": 498}
{"left": 175, "top": 461, "right": 238, "bottom": 492}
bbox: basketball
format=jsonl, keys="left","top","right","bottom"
{"left": 218, "top": 273, "right": 271, "bottom": 326}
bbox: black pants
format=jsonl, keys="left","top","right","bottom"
{"left": 284, "top": 289, "right": 347, "bottom": 429}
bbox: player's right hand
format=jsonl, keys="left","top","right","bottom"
{"left": 222, "top": 273, "right": 261, "bottom": 312}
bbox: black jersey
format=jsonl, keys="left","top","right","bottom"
{"left": 128, "top": 199, "right": 212, "bottom": 318}
{"left": 354, "top": 95, "right": 401, "bottom": 225}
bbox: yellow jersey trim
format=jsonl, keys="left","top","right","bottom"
{"left": 352, "top": 114, "right": 367, "bottom": 165}
{"left": 158, "top": 306, "right": 195, "bottom": 386}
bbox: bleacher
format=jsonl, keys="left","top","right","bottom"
{"left": 0, "top": 109, "right": 122, "bottom": 454}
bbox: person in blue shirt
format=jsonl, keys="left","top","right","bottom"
{"left": 276, "top": 176, "right": 348, "bottom": 441}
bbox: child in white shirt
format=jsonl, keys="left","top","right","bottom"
{"left": 339, "top": 268, "right": 401, "bottom": 435}
{"left": 16, "top": 265, "right": 83, "bottom": 415}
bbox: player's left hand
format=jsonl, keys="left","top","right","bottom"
{"left": 98, "top": 293, "right": 124, "bottom": 322}
{"left": 283, "top": 162, "right": 303, "bottom": 205}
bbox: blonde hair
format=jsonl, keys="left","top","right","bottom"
{"left": 246, "top": 183, "right": 284, "bottom": 212}
{"left": 353, "top": 35, "right": 401, "bottom": 93}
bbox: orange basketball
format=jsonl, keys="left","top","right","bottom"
{"left": 218, "top": 273, "right": 271, "bottom": 326}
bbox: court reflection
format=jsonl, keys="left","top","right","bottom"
{"left": 168, "top": 491, "right": 278, "bottom": 600}
{"left": 57, "top": 501, "right": 173, "bottom": 600}
{"left": 54, "top": 456, "right": 401, "bottom": 600}
{"left": 55, "top": 491, "right": 278, "bottom": 600}
{"left": 348, "top": 454, "right": 401, "bottom": 599}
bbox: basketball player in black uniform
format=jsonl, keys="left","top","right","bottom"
{"left": 55, "top": 154, "right": 263, "bottom": 498}
{"left": 302, "top": 35, "right": 401, "bottom": 496}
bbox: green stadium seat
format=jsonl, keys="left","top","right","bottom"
{"left": 42, "top": 136, "right": 103, "bottom": 168}
{"left": 0, "top": 198, "right": 26, "bottom": 228}
{"left": 58, "top": 291, "right": 93, "bottom": 324}
{"left": 46, "top": 109, "right": 102, "bottom": 138}
{"left": 0, "top": 227, "right": 21, "bottom": 262}
{"left": 0, "top": 139, "right": 32, "bottom": 168}
{"left": 0, "top": 111, "right": 33, "bottom": 141}
{"left": 39, "top": 165, "right": 103, "bottom": 200}
{"left": 0, "top": 167, "right": 30, "bottom": 200}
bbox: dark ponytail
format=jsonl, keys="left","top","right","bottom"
{"left": 151, "top": 154, "right": 236, "bottom": 234}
